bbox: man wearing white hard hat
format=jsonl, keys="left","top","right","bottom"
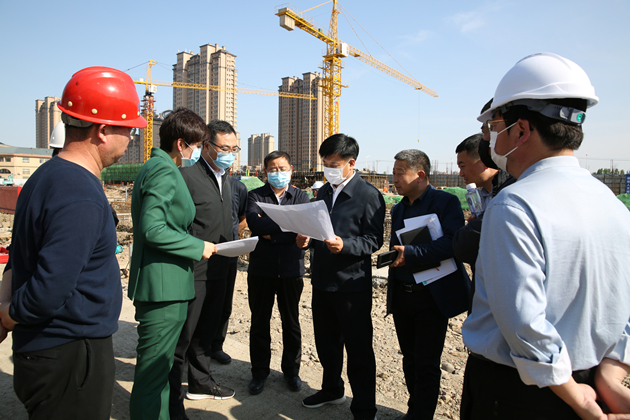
{"left": 49, "top": 122, "right": 65, "bottom": 156}
{"left": 461, "top": 53, "right": 630, "bottom": 419}
{"left": 310, "top": 180, "right": 324, "bottom": 202}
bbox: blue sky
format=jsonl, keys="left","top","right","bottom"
{"left": 1, "top": 0, "right": 628, "bottom": 173}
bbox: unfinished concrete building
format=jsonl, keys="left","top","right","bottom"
{"left": 247, "top": 133, "right": 275, "bottom": 169}
{"left": 278, "top": 72, "right": 323, "bottom": 172}
{"left": 173, "top": 43, "right": 241, "bottom": 169}
{"left": 35, "top": 96, "right": 62, "bottom": 149}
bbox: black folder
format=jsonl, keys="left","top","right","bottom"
{"left": 399, "top": 225, "right": 441, "bottom": 273}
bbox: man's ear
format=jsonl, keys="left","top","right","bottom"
{"left": 516, "top": 118, "right": 532, "bottom": 146}
{"left": 416, "top": 170, "right": 426, "bottom": 183}
{"left": 96, "top": 124, "right": 108, "bottom": 143}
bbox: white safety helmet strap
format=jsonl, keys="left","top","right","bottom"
{"left": 498, "top": 99, "right": 587, "bottom": 125}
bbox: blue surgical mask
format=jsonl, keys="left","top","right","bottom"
{"left": 181, "top": 146, "right": 201, "bottom": 168}
{"left": 209, "top": 143, "right": 236, "bottom": 170}
{"left": 268, "top": 171, "right": 291, "bottom": 189}
{"left": 180, "top": 142, "right": 200, "bottom": 167}
{"left": 214, "top": 152, "right": 236, "bottom": 170}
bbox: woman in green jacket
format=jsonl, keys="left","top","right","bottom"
{"left": 129, "top": 109, "right": 215, "bottom": 420}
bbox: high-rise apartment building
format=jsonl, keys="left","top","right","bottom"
{"left": 247, "top": 133, "right": 275, "bottom": 169}
{"left": 35, "top": 96, "right": 62, "bottom": 149}
{"left": 173, "top": 43, "right": 241, "bottom": 169}
{"left": 278, "top": 72, "right": 323, "bottom": 171}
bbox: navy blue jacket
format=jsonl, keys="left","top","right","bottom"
{"left": 9, "top": 157, "right": 121, "bottom": 352}
{"left": 229, "top": 177, "right": 249, "bottom": 264}
{"left": 311, "top": 174, "right": 386, "bottom": 292}
{"left": 387, "top": 184, "right": 471, "bottom": 318}
{"left": 247, "top": 183, "right": 310, "bottom": 278}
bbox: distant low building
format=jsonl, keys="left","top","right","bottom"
{"left": 0, "top": 144, "right": 53, "bottom": 185}
{"left": 248, "top": 133, "right": 274, "bottom": 169}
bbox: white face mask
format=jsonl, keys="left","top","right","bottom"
{"left": 489, "top": 122, "right": 517, "bottom": 172}
{"left": 323, "top": 160, "right": 350, "bottom": 185}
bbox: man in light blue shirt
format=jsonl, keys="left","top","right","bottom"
{"left": 461, "top": 53, "right": 630, "bottom": 419}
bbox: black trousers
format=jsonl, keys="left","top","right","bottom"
{"left": 391, "top": 284, "right": 448, "bottom": 420}
{"left": 212, "top": 262, "right": 238, "bottom": 352}
{"left": 169, "top": 279, "right": 226, "bottom": 416}
{"left": 247, "top": 273, "right": 303, "bottom": 379}
{"left": 461, "top": 354, "right": 595, "bottom": 420}
{"left": 13, "top": 336, "right": 115, "bottom": 420}
{"left": 312, "top": 287, "right": 376, "bottom": 420}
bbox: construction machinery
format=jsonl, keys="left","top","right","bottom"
{"left": 133, "top": 61, "right": 315, "bottom": 162}
{"left": 276, "top": 0, "right": 437, "bottom": 138}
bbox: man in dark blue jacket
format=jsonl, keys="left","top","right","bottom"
{"left": 246, "top": 151, "right": 310, "bottom": 395}
{"left": 388, "top": 149, "right": 471, "bottom": 420}
{"left": 298, "top": 134, "right": 386, "bottom": 420}
{"left": 0, "top": 67, "right": 147, "bottom": 420}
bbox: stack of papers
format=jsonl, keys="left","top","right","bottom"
{"left": 256, "top": 201, "right": 336, "bottom": 241}
{"left": 395, "top": 213, "right": 457, "bottom": 286}
{"left": 215, "top": 237, "right": 259, "bottom": 257}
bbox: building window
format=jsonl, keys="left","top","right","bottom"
{"left": 5, "top": 157, "right": 10, "bottom": 162}
{"left": 40, "top": 158, "right": 46, "bottom": 163}
{"left": 23, "top": 169, "right": 30, "bottom": 175}
{"left": 22, "top": 157, "right": 29, "bottom": 163}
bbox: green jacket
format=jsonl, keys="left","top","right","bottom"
{"left": 128, "top": 148, "right": 204, "bottom": 302}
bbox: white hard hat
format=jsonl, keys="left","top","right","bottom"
{"left": 312, "top": 181, "right": 324, "bottom": 190}
{"left": 49, "top": 122, "right": 65, "bottom": 149}
{"left": 478, "top": 53, "right": 599, "bottom": 123}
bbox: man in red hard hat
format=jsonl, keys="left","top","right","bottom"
{"left": 0, "top": 66, "right": 146, "bottom": 420}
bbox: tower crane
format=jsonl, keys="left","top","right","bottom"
{"left": 133, "top": 61, "right": 315, "bottom": 162}
{"left": 276, "top": 0, "right": 437, "bottom": 138}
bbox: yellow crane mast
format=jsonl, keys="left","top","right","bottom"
{"left": 276, "top": 0, "right": 437, "bottom": 138}
{"left": 134, "top": 61, "right": 315, "bottom": 162}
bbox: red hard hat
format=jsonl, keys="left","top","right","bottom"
{"left": 57, "top": 66, "right": 147, "bottom": 128}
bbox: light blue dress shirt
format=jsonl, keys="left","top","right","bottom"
{"left": 463, "top": 156, "right": 630, "bottom": 387}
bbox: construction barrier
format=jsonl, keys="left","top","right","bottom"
{"left": 0, "top": 186, "right": 23, "bottom": 214}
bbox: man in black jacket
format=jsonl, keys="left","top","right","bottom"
{"left": 298, "top": 134, "right": 386, "bottom": 420}
{"left": 169, "top": 120, "right": 238, "bottom": 420}
{"left": 209, "top": 176, "right": 249, "bottom": 365}
{"left": 246, "top": 151, "right": 310, "bottom": 395}
{"left": 388, "top": 149, "right": 471, "bottom": 420}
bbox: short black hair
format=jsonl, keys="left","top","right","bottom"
{"left": 264, "top": 150, "right": 291, "bottom": 169}
{"left": 159, "top": 108, "right": 210, "bottom": 153}
{"left": 207, "top": 120, "right": 236, "bottom": 144}
{"left": 319, "top": 133, "right": 359, "bottom": 160}
{"left": 501, "top": 98, "right": 587, "bottom": 151}
{"left": 455, "top": 134, "right": 482, "bottom": 159}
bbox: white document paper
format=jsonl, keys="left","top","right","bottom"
{"left": 257, "top": 200, "right": 336, "bottom": 242}
{"left": 395, "top": 213, "right": 457, "bottom": 286}
{"left": 215, "top": 237, "right": 259, "bottom": 258}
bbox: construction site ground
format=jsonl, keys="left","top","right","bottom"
{"left": 0, "top": 185, "right": 627, "bottom": 419}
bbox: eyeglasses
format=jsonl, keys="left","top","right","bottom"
{"left": 267, "top": 167, "right": 291, "bottom": 173}
{"left": 210, "top": 142, "right": 241, "bottom": 153}
{"left": 485, "top": 119, "right": 505, "bottom": 132}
